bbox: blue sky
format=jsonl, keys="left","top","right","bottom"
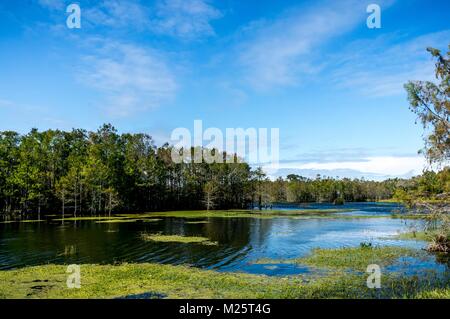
{"left": 0, "top": 0, "right": 449, "bottom": 180}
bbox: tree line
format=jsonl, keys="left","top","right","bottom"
{"left": 255, "top": 170, "right": 447, "bottom": 207}
{"left": 1, "top": 124, "right": 448, "bottom": 218}
{"left": 0, "top": 124, "right": 255, "bottom": 218}
{"left": 258, "top": 174, "right": 399, "bottom": 205}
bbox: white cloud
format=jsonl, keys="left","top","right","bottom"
{"left": 236, "top": 0, "right": 374, "bottom": 89}
{"left": 82, "top": 0, "right": 222, "bottom": 39}
{"left": 84, "top": 0, "right": 151, "bottom": 30}
{"left": 270, "top": 156, "right": 426, "bottom": 177}
{"left": 153, "top": 0, "right": 222, "bottom": 39}
{"left": 78, "top": 40, "right": 177, "bottom": 117}
{"left": 332, "top": 30, "right": 450, "bottom": 97}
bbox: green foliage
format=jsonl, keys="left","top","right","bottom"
{"left": 359, "top": 242, "right": 372, "bottom": 248}
{"left": 261, "top": 174, "right": 399, "bottom": 204}
{"left": 404, "top": 45, "right": 450, "bottom": 164}
{"left": 0, "top": 125, "right": 253, "bottom": 217}
{"left": 392, "top": 168, "right": 450, "bottom": 202}
{"left": 2, "top": 124, "right": 447, "bottom": 219}
{"left": 392, "top": 169, "right": 449, "bottom": 252}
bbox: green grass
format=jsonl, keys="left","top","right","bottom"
{"left": 19, "top": 209, "right": 432, "bottom": 222}
{"left": 296, "top": 246, "right": 423, "bottom": 272}
{"left": 0, "top": 261, "right": 448, "bottom": 299}
{"left": 140, "top": 233, "right": 218, "bottom": 245}
{"left": 0, "top": 219, "right": 46, "bottom": 224}
{"left": 96, "top": 219, "right": 141, "bottom": 224}
{"left": 52, "top": 216, "right": 129, "bottom": 221}
{"left": 391, "top": 213, "right": 429, "bottom": 220}
{"left": 116, "top": 209, "right": 376, "bottom": 220}
{"left": 253, "top": 246, "right": 423, "bottom": 272}
{"left": 142, "top": 218, "right": 163, "bottom": 222}
{"left": 377, "top": 199, "right": 399, "bottom": 203}
{"left": 394, "top": 231, "right": 436, "bottom": 241}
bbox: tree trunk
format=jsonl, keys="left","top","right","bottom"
{"left": 38, "top": 196, "right": 41, "bottom": 221}
{"left": 79, "top": 183, "right": 83, "bottom": 216}
{"left": 108, "top": 191, "right": 112, "bottom": 217}
{"left": 62, "top": 189, "right": 65, "bottom": 224}
{"left": 74, "top": 180, "right": 77, "bottom": 219}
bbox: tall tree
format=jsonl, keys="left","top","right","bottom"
{"left": 203, "top": 180, "right": 218, "bottom": 211}
{"left": 404, "top": 45, "right": 450, "bottom": 164}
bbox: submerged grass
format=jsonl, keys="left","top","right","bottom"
{"left": 21, "top": 208, "right": 431, "bottom": 223}
{"left": 391, "top": 214, "right": 429, "bottom": 220}
{"left": 1, "top": 219, "right": 45, "bottom": 224}
{"left": 185, "top": 220, "right": 209, "bottom": 224}
{"left": 296, "top": 246, "right": 423, "bottom": 272}
{"left": 140, "top": 233, "right": 218, "bottom": 245}
{"left": 96, "top": 219, "right": 140, "bottom": 224}
{"left": 142, "top": 218, "right": 163, "bottom": 222}
{"left": 116, "top": 209, "right": 373, "bottom": 220}
{"left": 52, "top": 216, "right": 129, "bottom": 221}
{"left": 253, "top": 246, "right": 423, "bottom": 272}
{"left": 394, "top": 231, "right": 435, "bottom": 241}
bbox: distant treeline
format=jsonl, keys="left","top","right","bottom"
{"left": 0, "top": 125, "right": 448, "bottom": 217}
{"left": 260, "top": 169, "right": 449, "bottom": 205}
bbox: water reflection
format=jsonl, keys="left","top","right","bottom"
{"left": 0, "top": 203, "right": 448, "bottom": 276}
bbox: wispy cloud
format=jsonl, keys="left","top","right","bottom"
{"left": 235, "top": 0, "right": 376, "bottom": 89}
{"left": 331, "top": 30, "right": 450, "bottom": 97}
{"left": 265, "top": 167, "right": 416, "bottom": 181}
{"left": 153, "top": 0, "right": 222, "bottom": 39}
{"left": 81, "top": 0, "right": 222, "bottom": 39}
{"left": 265, "top": 155, "right": 426, "bottom": 180}
{"left": 285, "top": 147, "right": 403, "bottom": 164}
{"left": 77, "top": 39, "right": 177, "bottom": 117}
{"left": 0, "top": 99, "right": 14, "bottom": 108}
{"left": 83, "top": 0, "right": 151, "bottom": 30}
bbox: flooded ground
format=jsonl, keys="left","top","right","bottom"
{"left": 0, "top": 203, "right": 447, "bottom": 277}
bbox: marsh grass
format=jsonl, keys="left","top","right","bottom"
{"left": 115, "top": 209, "right": 377, "bottom": 220}
{"left": 428, "top": 234, "right": 450, "bottom": 253}
{"left": 253, "top": 246, "right": 423, "bottom": 272}
{"left": 13, "top": 209, "right": 427, "bottom": 223}
{"left": 96, "top": 219, "right": 140, "bottom": 224}
{"left": 52, "top": 216, "right": 129, "bottom": 221}
{"left": 0, "top": 262, "right": 448, "bottom": 299}
{"left": 142, "top": 218, "right": 163, "bottom": 222}
{"left": 392, "top": 214, "right": 429, "bottom": 220}
{"left": 395, "top": 231, "right": 436, "bottom": 241}
{"left": 0, "top": 219, "right": 45, "bottom": 224}
{"left": 185, "top": 220, "right": 209, "bottom": 224}
{"left": 140, "top": 233, "right": 218, "bottom": 245}
{"left": 295, "top": 246, "right": 424, "bottom": 272}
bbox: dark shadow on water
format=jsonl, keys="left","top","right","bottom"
{"left": 116, "top": 292, "right": 167, "bottom": 299}
{"left": 237, "top": 263, "right": 323, "bottom": 276}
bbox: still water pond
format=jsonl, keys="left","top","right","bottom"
{"left": 0, "top": 202, "right": 447, "bottom": 276}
